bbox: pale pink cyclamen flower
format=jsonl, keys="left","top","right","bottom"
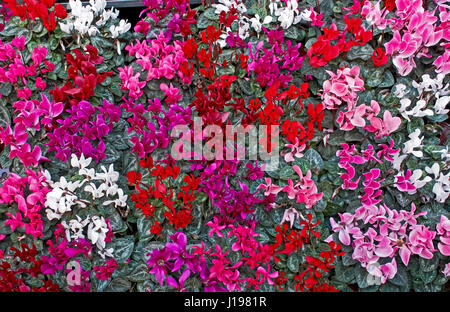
{"left": 257, "top": 178, "right": 282, "bottom": 196}
{"left": 443, "top": 263, "right": 450, "bottom": 277}
{"left": 364, "top": 110, "right": 401, "bottom": 139}
{"left": 328, "top": 212, "right": 360, "bottom": 245}
{"left": 280, "top": 207, "right": 299, "bottom": 229}
{"left": 283, "top": 137, "right": 305, "bottom": 162}
{"left": 282, "top": 166, "right": 323, "bottom": 209}
{"left": 360, "top": 0, "right": 389, "bottom": 29}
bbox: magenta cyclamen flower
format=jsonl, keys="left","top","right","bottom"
{"left": 146, "top": 247, "right": 172, "bottom": 286}
{"left": 166, "top": 269, "right": 190, "bottom": 292}
{"left": 47, "top": 99, "right": 121, "bottom": 162}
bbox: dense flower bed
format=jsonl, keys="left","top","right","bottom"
{"left": 0, "top": 0, "right": 448, "bottom": 292}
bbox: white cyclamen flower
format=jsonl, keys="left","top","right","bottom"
{"left": 393, "top": 84, "right": 408, "bottom": 98}
{"left": 45, "top": 188, "right": 77, "bottom": 220}
{"left": 409, "top": 169, "right": 432, "bottom": 189}
{"left": 425, "top": 163, "right": 450, "bottom": 203}
{"left": 103, "top": 188, "right": 128, "bottom": 208}
{"left": 84, "top": 182, "right": 107, "bottom": 199}
{"left": 109, "top": 19, "right": 131, "bottom": 38}
{"left": 402, "top": 129, "right": 424, "bottom": 157}
{"left": 399, "top": 98, "right": 433, "bottom": 121}
{"left": 435, "top": 95, "right": 449, "bottom": 115}
{"left": 87, "top": 215, "right": 109, "bottom": 250}
{"left": 89, "top": 0, "right": 106, "bottom": 15}
{"left": 62, "top": 216, "right": 89, "bottom": 241}
{"left": 95, "top": 164, "right": 119, "bottom": 185}
{"left": 71, "top": 153, "right": 92, "bottom": 170}
{"left": 249, "top": 14, "right": 272, "bottom": 32}
{"left": 391, "top": 152, "right": 408, "bottom": 171}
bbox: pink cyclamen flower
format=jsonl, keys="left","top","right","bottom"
{"left": 408, "top": 224, "right": 437, "bottom": 259}
{"left": 283, "top": 137, "right": 306, "bottom": 162}
{"left": 379, "top": 258, "right": 397, "bottom": 284}
{"left": 257, "top": 178, "right": 282, "bottom": 196}
{"left": 256, "top": 264, "right": 278, "bottom": 285}
{"left": 309, "top": 6, "right": 324, "bottom": 27}
{"left": 443, "top": 263, "right": 450, "bottom": 277}
{"left": 35, "top": 77, "right": 46, "bottom": 90}
{"left": 395, "top": 169, "right": 417, "bottom": 194}
{"left": 160, "top": 83, "right": 182, "bottom": 105}
{"left": 328, "top": 212, "right": 359, "bottom": 245}
{"left": 436, "top": 215, "right": 450, "bottom": 256}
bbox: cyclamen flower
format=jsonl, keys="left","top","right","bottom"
{"left": 402, "top": 129, "right": 424, "bottom": 157}
{"left": 408, "top": 224, "right": 437, "bottom": 259}
{"left": 372, "top": 48, "right": 388, "bottom": 67}
{"left": 94, "top": 259, "right": 117, "bottom": 281}
{"left": 425, "top": 163, "right": 450, "bottom": 203}
{"left": 395, "top": 169, "right": 417, "bottom": 194}
{"left": 436, "top": 215, "right": 450, "bottom": 256}
{"left": 160, "top": 83, "right": 182, "bottom": 105}
{"left": 166, "top": 269, "right": 190, "bottom": 292}
{"left": 280, "top": 207, "right": 299, "bottom": 229}
{"left": 206, "top": 216, "right": 226, "bottom": 238}
{"left": 282, "top": 166, "right": 323, "bottom": 209}
{"left": 147, "top": 248, "right": 171, "bottom": 286}
{"left": 328, "top": 213, "right": 359, "bottom": 245}
{"left": 257, "top": 178, "right": 282, "bottom": 196}
{"left": 119, "top": 66, "right": 146, "bottom": 100}
{"left": 283, "top": 138, "right": 305, "bottom": 162}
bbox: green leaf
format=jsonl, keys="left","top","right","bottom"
{"left": 378, "top": 70, "right": 395, "bottom": 88}
{"left": 304, "top": 148, "right": 323, "bottom": 171}
{"left": 355, "top": 265, "right": 370, "bottom": 289}
{"left": 204, "top": 7, "right": 219, "bottom": 20}
{"left": 197, "top": 12, "right": 213, "bottom": 29}
{"left": 335, "top": 260, "right": 355, "bottom": 283}
{"left": 367, "top": 68, "right": 385, "bottom": 88}
{"left": 0, "top": 82, "right": 12, "bottom": 97}
{"left": 287, "top": 253, "right": 300, "bottom": 273}
{"left": 137, "top": 216, "right": 151, "bottom": 239}
{"left": 407, "top": 118, "right": 424, "bottom": 134}
{"left": 420, "top": 269, "right": 437, "bottom": 284}
{"left": 390, "top": 265, "right": 408, "bottom": 287}
{"left": 279, "top": 165, "right": 296, "bottom": 180}
{"left": 101, "top": 144, "right": 120, "bottom": 164}
{"left": 341, "top": 253, "right": 357, "bottom": 266}
{"left": 379, "top": 282, "right": 400, "bottom": 292}
{"left": 107, "top": 210, "right": 126, "bottom": 233}
{"left": 347, "top": 45, "right": 374, "bottom": 61}
{"left": 128, "top": 263, "right": 151, "bottom": 282}
{"left": 419, "top": 257, "right": 439, "bottom": 273}
{"left": 111, "top": 236, "right": 135, "bottom": 263}
{"left": 294, "top": 158, "right": 311, "bottom": 175}
{"left": 105, "top": 277, "right": 132, "bottom": 292}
